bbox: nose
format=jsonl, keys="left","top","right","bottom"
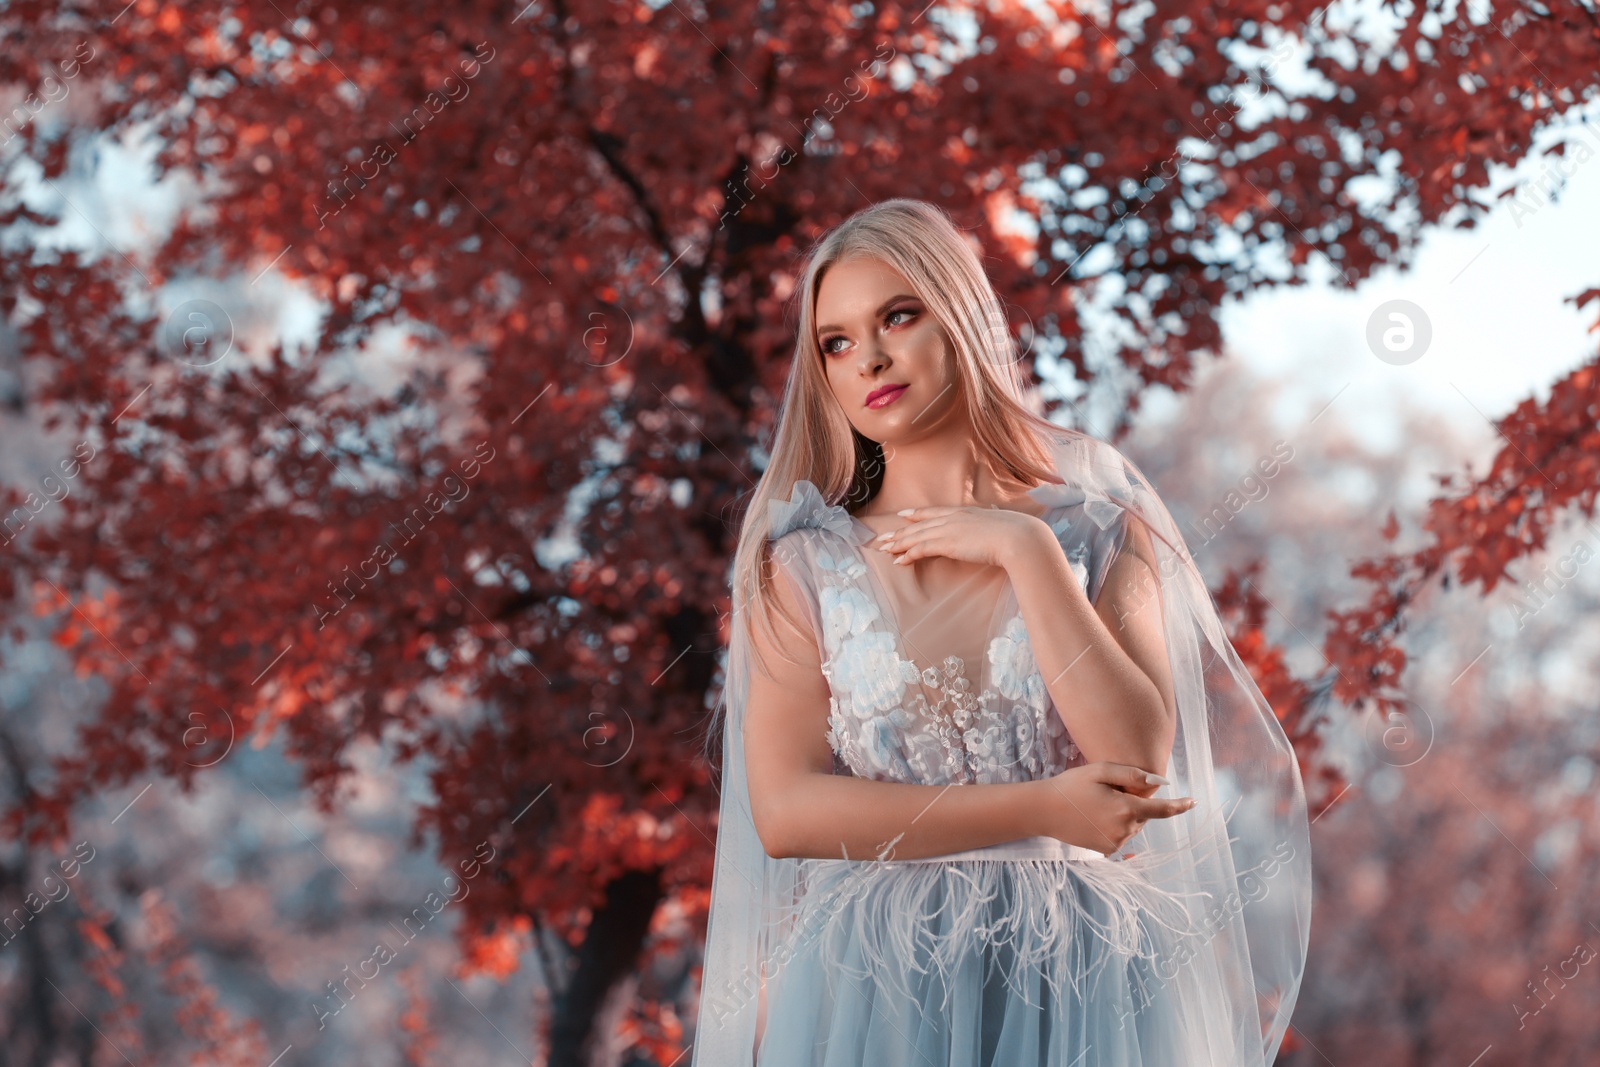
{"left": 855, "top": 333, "right": 890, "bottom": 373}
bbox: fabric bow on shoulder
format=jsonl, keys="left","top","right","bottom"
{"left": 1025, "top": 435, "right": 1144, "bottom": 532}
{"left": 768, "top": 479, "right": 857, "bottom": 541}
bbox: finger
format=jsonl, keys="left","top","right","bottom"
{"left": 894, "top": 505, "right": 961, "bottom": 521}
{"left": 870, "top": 523, "right": 917, "bottom": 553}
{"left": 877, "top": 519, "right": 950, "bottom": 548}
{"left": 1133, "top": 796, "right": 1197, "bottom": 820}
{"left": 893, "top": 541, "right": 952, "bottom": 565}
{"left": 1039, "top": 773, "right": 1122, "bottom": 853}
{"left": 877, "top": 523, "right": 951, "bottom": 564}
{"left": 1099, "top": 763, "right": 1168, "bottom": 794}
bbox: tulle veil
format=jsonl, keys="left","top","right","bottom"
{"left": 691, "top": 427, "right": 1312, "bottom": 1065}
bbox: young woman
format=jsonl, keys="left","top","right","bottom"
{"left": 693, "top": 199, "right": 1311, "bottom": 1066}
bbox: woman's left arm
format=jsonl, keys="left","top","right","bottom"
{"left": 1002, "top": 516, "right": 1178, "bottom": 776}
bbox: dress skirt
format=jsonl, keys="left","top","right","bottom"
{"left": 754, "top": 837, "right": 1242, "bottom": 1067}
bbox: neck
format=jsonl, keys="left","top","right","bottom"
{"left": 856, "top": 421, "right": 1030, "bottom": 516}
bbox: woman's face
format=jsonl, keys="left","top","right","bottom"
{"left": 813, "top": 255, "right": 962, "bottom": 443}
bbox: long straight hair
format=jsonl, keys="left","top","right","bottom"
{"left": 706, "top": 198, "right": 1091, "bottom": 767}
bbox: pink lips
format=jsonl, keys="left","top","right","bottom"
{"left": 865, "top": 383, "right": 908, "bottom": 409}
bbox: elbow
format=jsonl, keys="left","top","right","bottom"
{"left": 1115, "top": 693, "right": 1177, "bottom": 778}
{"left": 1131, "top": 717, "right": 1176, "bottom": 779}
{"left": 1137, "top": 681, "right": 1177, "bottom": 778}
{"left": 756, "top": 824, "right": 794, "bottom": 861}
{"left": 1113, "top": 746, "right": 1167, "bottom": 781}
{"left": 749, "top": 796, "right": 795, "bottom": 861}
{"left": 750, "top": 766, "right": 833, "bottom": 860}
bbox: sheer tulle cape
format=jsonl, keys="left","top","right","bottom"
{"left": 692, "top": 429, "right": 1312, "bottom": 1065}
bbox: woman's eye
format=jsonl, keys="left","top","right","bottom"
{"left": 820, "top": 309, "right": 915, "bottom": 355}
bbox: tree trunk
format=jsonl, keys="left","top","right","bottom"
{"left": 547, "top": 867, "right": 665, "bottom": 1066}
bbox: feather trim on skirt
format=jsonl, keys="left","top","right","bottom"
{"left": 755, "top": 828, "right": 1246, "bottom": 1066}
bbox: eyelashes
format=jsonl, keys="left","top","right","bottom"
{"left": 820, "top": 307, "right": 918, "bottom": 356}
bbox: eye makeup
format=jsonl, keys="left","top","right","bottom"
{"left": 818, "top": 298, "right": 921, "bottom": 356}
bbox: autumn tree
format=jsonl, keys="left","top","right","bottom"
{"left": 2, "top": 0, "right": 1599, "bottom": 1061}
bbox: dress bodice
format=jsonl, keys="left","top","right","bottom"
{"left": 766, "top": 479, "right": 1132, "bottom": 788}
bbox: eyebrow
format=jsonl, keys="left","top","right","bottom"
{"left": 816, "top": 294, "right": 918, "bottom": 337}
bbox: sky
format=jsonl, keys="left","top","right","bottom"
{"left": 1217, "top": 105, "right": 1600, "bottom": 455}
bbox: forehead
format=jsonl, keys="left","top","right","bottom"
{"left": 815, "top": 256, "right": 916, "bottom": 317}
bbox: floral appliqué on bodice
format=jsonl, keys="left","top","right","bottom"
{"left": 768, "top": 479, "right": 1103, "bottom": 787}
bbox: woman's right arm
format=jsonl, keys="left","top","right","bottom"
{"left": 743, "top": 551, "right": 1195, "bottom": 861}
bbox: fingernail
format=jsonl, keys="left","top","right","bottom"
{"left": 1144, "top": 772, "right": 1170, "bottom": 786}
{"left": 897, "top": 508, "right": 914, "bottom": 516}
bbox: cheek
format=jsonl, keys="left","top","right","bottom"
{"left": 916, "top": 321, "right": 950, "bottom": 357}
{"left": 824, "top": 364, "right": 853, "bottom": 407}
{"left": 912, "top": 323, "right": 954, "bottom": 373}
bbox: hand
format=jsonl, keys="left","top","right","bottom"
{"left": 1031, "top": 762, "right": 1197, "bottom": 856}
{"left": 868, "top": 504, "right": 1050, "bottom": 571}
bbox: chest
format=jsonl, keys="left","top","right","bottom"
{"left": 863, "top": 542, "right": 1011, "bottom": 679}
{"left": 806, "top": 525, "right": 1084, "bottom": 786}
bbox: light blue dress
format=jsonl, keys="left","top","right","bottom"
{"left": 752, "top": 492, "right": 1227, "bottom": 1066}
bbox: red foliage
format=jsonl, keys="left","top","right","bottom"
{"left": 139, "top": 891, "right": 271, "bottom": 1066}
{"left": 2, "top": 0, "right": 1598, "bottom": 1060}
{"left": 1325, "top": 313, "right": 1600, "bottom": 728}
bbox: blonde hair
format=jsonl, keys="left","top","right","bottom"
{"left": 706, "top": 197, "right": 1093, "bottom": 765}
